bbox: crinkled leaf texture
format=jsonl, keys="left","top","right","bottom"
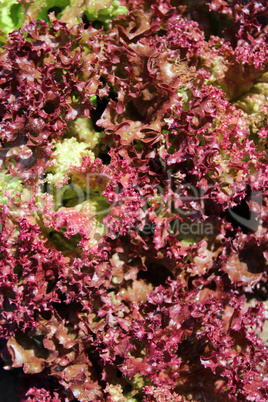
{"left": 0, "top": 1, "right": 268, "bottom": 401}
